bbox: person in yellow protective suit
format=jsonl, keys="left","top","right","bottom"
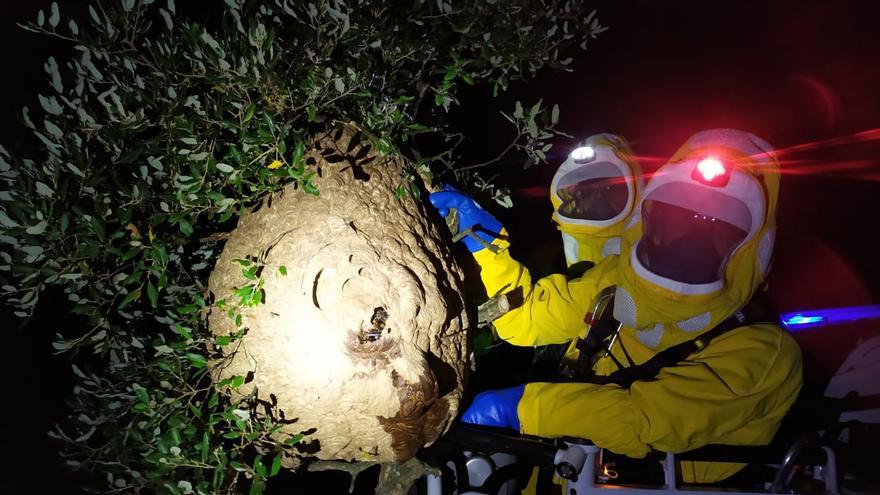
{"left": 436, "top": 129, "right": 803, "bottom": 484}
{"left": 550, "top": 133, "right": 645, "bottom": 270}
{"left": 431, "top": 133, "right": 644, "bottom": 325}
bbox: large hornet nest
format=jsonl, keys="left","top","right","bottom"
{"left": 207, "top": 125, "right": 470, "bottom": 465}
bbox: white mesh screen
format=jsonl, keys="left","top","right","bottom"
{"left": 677, "top": 311, "right": 711, "bottom": 333}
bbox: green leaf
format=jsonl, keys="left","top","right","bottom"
{"left": 186, "top": 353, "right": 208, "bottom": 368}
{"left": 38, "top": 95, "right": 62, "bottom": 115}
{"left": 551, "top": 104, "right": 560, "bottom": 125}
{"left": 65, "top": 162, "right": 85, "bottom": 177}
{"left": 234, "top": 286, "right": 253, "bottom": 298}
{"left": 278, "top": 265, "right": 287, "bottom": 276}
{"left": 178, "top": 218, "right": 193, "bottom": 236}
{"left": 159, "top": 8, "right": 173, "bottom": 30}
{"left": 35, "top": 181, "right": 54, "bottom": 198}
{"left": 173, "top": 325, "right": 192, "bottom": 339}
{"left": 291, "top": 141, "right": 303, "bottom": 167}
{"left": 530, "top": 99, "right": 543, "bottom": 117}
{"left": 118, "top": 288, "right": 140, "bottom": 309}
{"left": 133, "top": 385, "right": 149, "bottom": 403}
{"left": 26, "top": 221, "right": 48, "bottom": 235}
{"left": 262, "top": 112, "right": 276, "bottom": 130}
{"left": 153, "top": 245, "right": 169, "bottom": 265}
{"left": 87, "top": 5, "right": 99, "bottom": 24}
{"left": 0, "top": 211, "right": 19, "bottom": 228}
{"left": 303, "top": 180, "right": 319, "bottom": 195}
{"left": 48, "top": 2, "right": 60, "bottom": 28}
{"left": 253, "top": 455, "right": 267, "bottom": 477}
{"left": 243, "top": 103, "right": 256, "bottom": 123}
{"left": 146, "top": 281, "right": 158, "bottom": 308}
{"left": 270, "top": 453, "right": 282, "bottom": 476}
{"left": 59, "top": 212, "right": 69, "bottom": 232}
{"left": 90, "top": 217, "right": 105, "bottom": 241}
{"left": 249, "top": 480, "right": 266, "bottom": 495}
{"left": 200, "top": 31, "right": 221, "bottom": 52}
{"left": 199, "top": 432, "right": 209, "bottom": 462}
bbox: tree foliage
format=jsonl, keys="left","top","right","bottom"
{"left": 1, "top": 0, "right": 605, "bottom": 492}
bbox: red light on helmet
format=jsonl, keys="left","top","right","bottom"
{"left": 691, "top": 157, "right": 731, "bottom": 187}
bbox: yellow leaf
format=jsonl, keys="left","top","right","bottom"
{"left": 267, "top": 160, "right": 284, "bottom": 170}
{"left": 148, "top": 225, "right": 154, "bottom": 243}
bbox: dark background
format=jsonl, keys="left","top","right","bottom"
{"left": 2, "top": 1, "right": 879, "bottom": 493}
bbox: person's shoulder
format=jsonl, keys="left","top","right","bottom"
{"left": 714, "top": 321, "right": 792, "bottom": 351}
{"left": 699, "top": 322, "right": 802, "bottom": 391}
{"left": 726, "top": 322, "right": 802, "bottom": 361}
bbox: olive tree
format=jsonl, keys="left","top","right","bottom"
{"left": 0, "top": 0, "right": 605, "bottom": 492}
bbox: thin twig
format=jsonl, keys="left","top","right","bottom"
{"left": 458, "top": 130, "right": 525, "bottom": 170}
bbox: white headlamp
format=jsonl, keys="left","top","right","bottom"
{"left": 570, "top": 146, "right": 596, "bottom": 164}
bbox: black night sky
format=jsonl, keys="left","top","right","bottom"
{"left": 2, "top": 1, "right": 879, "bottom": 494}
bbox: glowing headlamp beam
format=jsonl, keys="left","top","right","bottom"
{"left": 697, "top": 157, "right": 726, "bottom": 181}
{"left": 571, "top": 146, "right": 596, "bottom": 163}
{"left": 780, "top": 304, "right": 880, "bottom": 330}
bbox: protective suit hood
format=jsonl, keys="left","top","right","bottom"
{"left": 613, "top": 129, "right": 780, "bottom": 346}
{"left": 550, "top": 134, "right": 645, "bottom": 266}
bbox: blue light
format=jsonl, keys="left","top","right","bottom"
{"left": 780, "top": 304, "right": 880, "bottom": 330}
{"left": 782, "top": 314, "right": 825, "bottom": 327}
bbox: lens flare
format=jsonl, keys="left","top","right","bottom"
{"left": 571, "top": 146, "right": 596, "bottom": 163}
{"left": 697, "top": 157, "right": 726, "bottom": 181}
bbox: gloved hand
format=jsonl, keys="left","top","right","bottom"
{"left": 461, "top": 384, "right": 525, "bottom": 431}
{"left": 429, "top": 185, "right": 504, "bottom": 253}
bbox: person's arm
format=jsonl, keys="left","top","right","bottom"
{"left": 516, "top": 323, "right": 803, "bottom": 456}
{"left": 429, "top": 187, "right": 611, "bottom": 346}
{"left": 473, "top": 245, "right": 617, "bottom": 347}
{"left": 471, "top": 235, "right": 531, "bottom": 299}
